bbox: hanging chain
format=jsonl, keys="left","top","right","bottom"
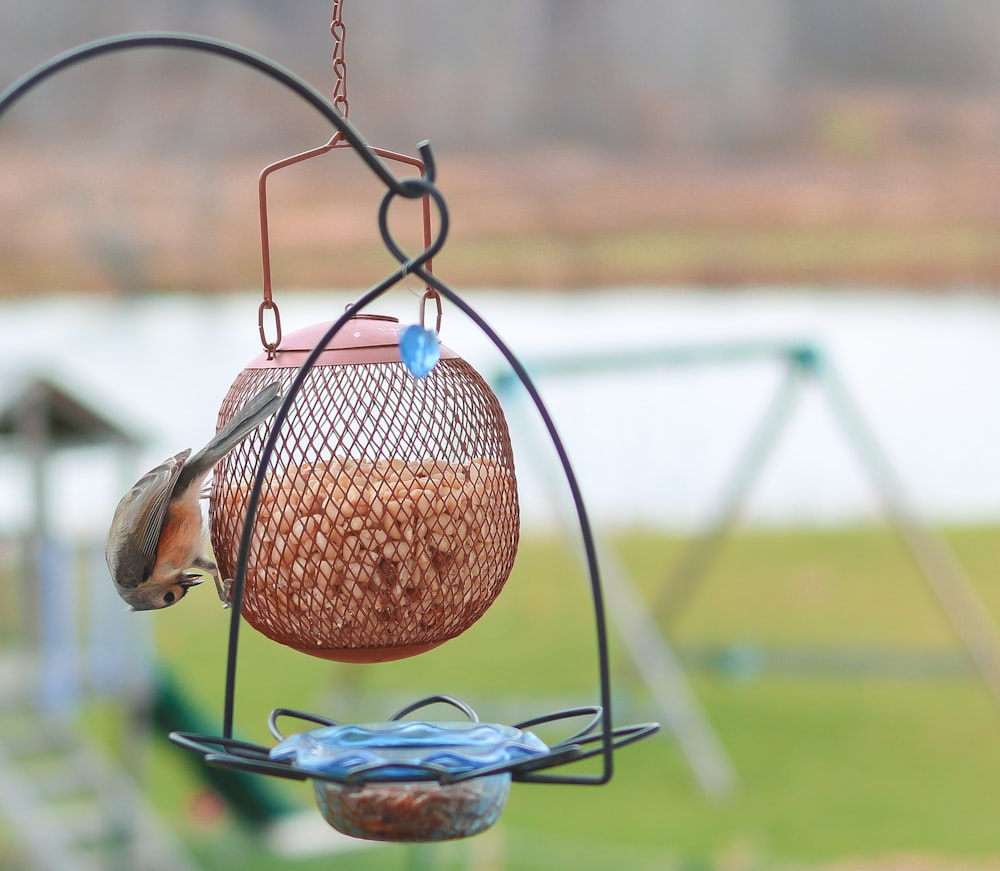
{"left": 331, "top": 0, "right": 349, "bottom": 118}
{"left": 257, "top": 1, "right": 349, "bottom": 355}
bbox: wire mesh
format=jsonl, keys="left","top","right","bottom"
{"left": 210, "top": 356, "right": 519, "bottom": 661}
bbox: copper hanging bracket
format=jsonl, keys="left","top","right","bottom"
{"left": 257, "top": 1, "right": 436, "bottom": 357}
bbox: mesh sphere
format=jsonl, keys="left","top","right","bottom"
{"left": 209, "top": 316, "right": 519, "bottom": 662}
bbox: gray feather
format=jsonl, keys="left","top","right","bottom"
{"left": 105, "top": 449, "right": 189, "bottom": 589}
{"left": 176, "top": 382, "right": 283, "bottom": 492}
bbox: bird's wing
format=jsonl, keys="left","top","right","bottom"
{"left": 105, "top": 449, "right": 191, "bottom": 588}
{"left": 179, "top": 382, "right": 282, "bottom": 487}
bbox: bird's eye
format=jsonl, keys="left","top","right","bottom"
{"left": 163, "top": 591, "right": 176, "bottom": 605}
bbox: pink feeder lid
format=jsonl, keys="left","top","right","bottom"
{"left": 247, "top": 314, "right": 458, "bottom": 369}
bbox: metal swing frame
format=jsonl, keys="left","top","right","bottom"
{"left": 494, "top": 337, "right": 1000, "bottom": 794}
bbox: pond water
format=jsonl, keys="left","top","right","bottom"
{"left": 2, "top": 287, "right": 999, "bottom": 535}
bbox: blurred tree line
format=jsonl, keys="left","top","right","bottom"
{"left": 2, "top": 0, "right": 1000, "bottom": 154}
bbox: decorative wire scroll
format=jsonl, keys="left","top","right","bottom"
{"left": 0, "top": 32, "right": 659, "bottom": 788}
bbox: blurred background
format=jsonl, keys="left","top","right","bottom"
{"left": 3, "top": 1, "right": 1000, "bottom": 869}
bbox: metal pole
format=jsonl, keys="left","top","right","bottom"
{"left": 598, "top": 541, "right": 737, "bottom": 799}
{"left": 654, "top": 360, "right": 805, "bottom": 628}
{"left": 499, "top": 382, "right": 734, "bottom": 798}
{"left": 819, "top": 360, "right": 1000, "bottom": 709}
{"left": 17, "top": 383, "right": 47, "bottom": 654}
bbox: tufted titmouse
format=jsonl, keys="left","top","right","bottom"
{"left": 106, "top": 382, "right": 283, "bottom": 611}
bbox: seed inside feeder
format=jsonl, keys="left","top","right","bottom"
{"left": 225, "top": 454, "right": 516, "bottom": 655}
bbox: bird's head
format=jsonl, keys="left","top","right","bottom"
{"left": 120, "top": 572, "right": 203, "bottom": 611}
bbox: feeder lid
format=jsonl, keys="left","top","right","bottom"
{"left": 249, "top": 314, "right": 459, "bottom": 369}
{"left": 269, "top": 721, "right": 549, "bottom": 782}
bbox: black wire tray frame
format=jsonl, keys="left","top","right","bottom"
{"left": 0, "top": 32, "right": 659, "bottom": 788}
{"left": 172, "top": 694, "right": 657, "bottom": 787}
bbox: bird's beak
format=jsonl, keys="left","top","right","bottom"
{"left": 180, "top": 573, "right": 204, "bottom": 589}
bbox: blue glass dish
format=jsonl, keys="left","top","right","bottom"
{"left": 269, "top": 720, "right": 549, "bottom": 841}
{"left": 269, "top": 720, "right": 549, "bottom": 782}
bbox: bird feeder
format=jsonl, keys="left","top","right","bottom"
{"left": 0, "top": 16, "right": 659, "bottom": 847}
{"left": 210, "top": 311, "right": 520, "bottom": 662}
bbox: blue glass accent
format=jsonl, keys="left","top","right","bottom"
{"left": 399, "top": 324, "right": 441, "bottom": 378}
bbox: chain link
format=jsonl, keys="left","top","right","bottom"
{"left": 330, "top": 0, "right": 349, "bottom": 118}
{"left": 258, "top": 298, "right": 283, "bottom": 358}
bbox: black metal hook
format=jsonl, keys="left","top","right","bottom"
{"left": 268, "top": 708, "right": 342, "bottom": 742}
{"left": 377, "top": 176, "right": 450, "bottom": 274}
{"left": 0, "top": 28, "right": 651, "bottom": 789}
{"left": 389, "top": 695, "right": 479, "bottom": 723}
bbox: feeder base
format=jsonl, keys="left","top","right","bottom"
{"left": 286, "top": 641, "right": 445, "bottom": 663}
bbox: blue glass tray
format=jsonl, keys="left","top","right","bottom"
{"left": 269, "top": 720, "right": 549, "bottom": 782}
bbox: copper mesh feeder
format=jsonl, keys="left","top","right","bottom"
{"left": 209, "top": 313, "right": 519, "bottom": 663}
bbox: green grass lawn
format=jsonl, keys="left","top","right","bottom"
{"left": 87, "top": 525, "right": 1000, "bottom": 869}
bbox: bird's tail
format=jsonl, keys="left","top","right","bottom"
{"left": 179, "top": 382, "right": 284, "bottom": 487}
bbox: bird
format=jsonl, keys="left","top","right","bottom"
{"left": 106, "top": 382, "right": 283, "bottom": 611}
